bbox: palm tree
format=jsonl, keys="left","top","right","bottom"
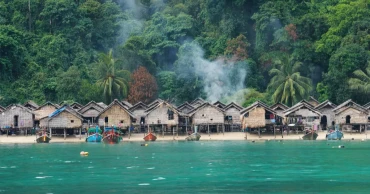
{"left": 267, "top": 56, "right": 312, "bottom": 106}
{"left": 95, "top": 49, "right": 131, "bottom": 103}
{"left": 348, "top": 65, "right": 370, "bottom": 94}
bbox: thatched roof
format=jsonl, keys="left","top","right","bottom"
{"left": 190, "top": 98, "right": 206, "bottom": 108}
{"left": 270, "top": 103, "right": 289, "bottom": 111}
{"left": 213, "top": 101, "right": 226, "bottom": 109}
{"left": 0, "top": 105, "right": 4, "bottom": 112}
{"left": 24, "top": 100, "right": 40, "bottom": 110}
{"left": 363, "top": 102, "right": 370, "bottom": 109}
{"left": 315, "top": 100, "right": 337, "bottom": 110}
{"left": 97, "top": 102, "right": 108, "bottom": 109}
{"left": 176, "top": 102, "right": 195, "bottom": 115}
{"left": 147, "top": 99, "right": 164, "bottom": 108}
{"left": 145, "top": 101, "right": 183, "bottom": 116}
{"left": 284, "top": 101, "right": 322, "bottom": 116}
{"left": 3, "top": 104, "right": 34, "bottom": 114}
{"left": 240, "top": 101, "right": 276, "bottom": 115}
{"left": 224, "top": 102, "right": 243, "bottom": 111}
{"left": 129, "top": 101, "right": 148, "bottom": 112}
{"left": 97, "top": 99, "right": 135, "bottom": 118}
{"left": 188, "top": 102, "right": 224, "bottom": 117}
{"left": 36, "top": 101, "right": 59, "bottom": 110}
{"left": 335, "top": 105, "right": 368, "bottom": 115}
{"left": 47, "top": 105, "right": 83, "bottom": 121}
{"left": 70, "top": 102, "right": 83, "bottom": 110}
{"left": 308, "top": 96, "right": 320, "bottom": 106}
{"left": 332, "top": 99, "right": 366, "bottom": 113}
{"left": 78, "top": 101, "right": 105, "bottom": 117}
{"left": 121, "top": 100, "right": 133, "bottom": 109}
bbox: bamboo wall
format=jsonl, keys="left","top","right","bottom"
{"left": 40, "top": 111, "right": 82, "bottom": 128}
{"left": 34, "top": 105, "right": 57, "bottom": 120}
{"left": 286, "top": 108, "right": 320, "bottom": 126}
{"left": 0, "top": 106, "right": 34, "bottom": 128}
{"left": 319, "top": 107, "right": 335, "bottom": 126}
{"left": 81, "top": 108, "right": 100, "bottom": 118}
{"left": 224, "top": 107, "right": 241, "bottom": 124}
{"left": 191, "top": 105, "right": 224, "bottom": 125}
{"left": 131, "top": 108, "right": 146, "bottom": 125}
{"left": 241, "top": 107, "right": 266, "bottom": 129}
{"left": 146, "top": 104, "right": 179, "bottom": 126}
{"left": 98, "top": 104, "right": 131, "bottom": 128}
{"left": 335, "top": 108, "right": 368, "bottom": 124}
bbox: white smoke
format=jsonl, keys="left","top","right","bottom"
{"left": 177, "top": 42, "right": 247, "bottom": 103}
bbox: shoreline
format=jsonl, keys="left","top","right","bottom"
{"left": 0, "top": 131, "right": 369, "bottom": 143}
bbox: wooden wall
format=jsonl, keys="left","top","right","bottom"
{"left": 146, "top": 104, "right": 178, "bottom": 126}
{"left": 40, "top": 111, "right": 82, "bottom": 128}
{"left": 0, "top": 106, "right": 34, "bottom": 128}
{"left": 192, "top": 105, "right": 224, "bottom": 125}
{"left": 224, "top": 107, "right": 241, "bottom": 124}
{"left": 132, "top": 108, "right": 146, "bottom": 125}
{"left": 98, "top": 104, "right": 131, "bottom": 128}
{"left": 241, "top": 107, "right": 266, "bottom": 129}
{"left": 335, "top": 108, "right": 368, "bottom": 124}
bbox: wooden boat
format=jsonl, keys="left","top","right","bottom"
{"left": 326, "top": 130, "right": 343, "bottom": 140}
{"left": 144, "top": 132, "right": 157, "bottom": 141}
{"left": 36, "top": 133, "right": 51, "bottom": 143}
{"left": 185, "top": 132, "right": 201, "bottom": 141}
{"left": 302, "top": 130, "right": 318, "bottom": 140}
{"left": 102, "top": 127, "right": 122, "bottom": 144}
{"left": 86, "top": 126, "right": 103, "bottom": 143}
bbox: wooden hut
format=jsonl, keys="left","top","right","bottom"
{"left": 33, "top": 102, "right": 59, "bottom": 128}
{"left": 129, "top": 101, "right": 148, "bottom": 132}
{"left": 97, "top": 99, "right": 135, "bottom": 130}
{"left": 176, "top": 102, "right": 195, "bottom": 134}
{"left": 284, "top": 100, "right": 321, "bottom": 131}
{"left": 40, "top": 106, "right": 83, "bottom": 139}
{"left": 24, "top": 100, "right": 40, "bottom": 111}
{"left": 333, "top": 99, "right": 368, "bottom": 132}
{"left": 240, "top": 101, "right": 280, "bottom": 136}
{"left": 270, "top": 103, "right": 289, "bottom": 119}
{"left": 70, "top": 102, "right": 83, "bottom": 111}
{"left": 315, "top": 100, "right": 337, "bottom": 130}
{"left": 213, "top": 101, "right": 226, "bottom": 109}
{"left": 145, "top": 101, "right": 181, "bottom": 136}
{"left": 0, "top": 104, "right": 34, "bottom": 135}
{"left": 188, "top": 102, "right": 225, "bottom": 134}
{"left": 223, "top": 102, "right": 243, "bottom": 132}
{"left": 190, "top": 98, "right": 206, "bottom": 108}
{"left": 78, "top": 101, "right": 105, "bottom": 127}
{"left": 308, "top": 96, "right": 320, "bottom": 107}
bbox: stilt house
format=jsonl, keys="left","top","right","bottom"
{"left": 315, "top": 100, "right": 337, "bottom": 130}
{"left": 240, "top": 101, "right": 279, "bottom": 132}
{"left": 284, "top": 100, "right": 321, "bottom": 130}
{"left": 223, "top": 102, "right": 243, "bottom": 132}
{"left": 333, "top": 99, "right": 368, "bottom": 132}
{"left": 188, "top": 102, "right": 225, "bottom": 134}
{"left": 78, "top": 101, "right": 105, "bottom": 126}
{"left": 0, "top": 104, "right": 34, "bottom": 134}
{"left": 145, "top": 101, "right": 181, "bottom": 135}
{"left": 97, "top": 99, "right": 135, "bottom": 130}
{"left": 24, "top": 100, "right": 39, "bottom": 111}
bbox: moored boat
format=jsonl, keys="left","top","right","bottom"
{"left": 326, "top": 129, "right": 343, "bottom": 140}
{"left": 86, "top": 126, "right": 103, "bottom": 143}
{"left": 302, "top": 130, "right": 318, "bottom": 140}
{"left": 144, "top": 132, "right": 157, "bottom": 141}
{"left": 102, "top": 127, "right": 122, "bottom": 144}
{"left": 36, "top": 132, "right": 51, "bottom": 143}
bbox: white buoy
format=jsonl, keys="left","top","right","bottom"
{"left": 338, "top": 145, "right": 345, "bottom": 148}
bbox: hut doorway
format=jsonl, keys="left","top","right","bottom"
{"left": 346, "top": 115, "right": 351, "bottom": 124}
{"left": 14, "top": 115, "right": 19, "bottom": 127}
{"left": 320, "top": 115, "right": 327, "bottom": 130}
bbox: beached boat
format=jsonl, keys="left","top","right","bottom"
{"left": 302, "top": 130, "right": 318, "bottom": 140}
{"left": 326, "top": 130, "right": 343, "bottom": 140}
{"left": 86, "top": 126, "right": 103, "bottom": 142}
{"left": 102, "top": 127, "right": 122, "bottom": 144}
{"left": 36, "top": 133, "right": 51, "bottom": 143}
{"left": 144, "top": 132, "right": 157, "bottom": 141}
{"left": 185, "top": 132, "right": 201, "bottom": 141}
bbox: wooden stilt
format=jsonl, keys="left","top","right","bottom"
{"left": 49, "top": 127, "right": 52, "bottom": 138}
{"left": 208, "top": 124, "right": 210, "bottom": 137}
{"left": 223, "top": 124, "right": 225, "bottom": 136}
{"left": 281, "top": 126, "right": 284, "bottom": 138}
{"left": 258, "top": 128, "right": 261, "bottom": 138}
{"left": 172, "top": 126, "right": 174, "bottom": 140}
{"left": 162, "top": 124, "right": 164, "bottom": 138}
{"left": 79, "top": 128, "right": 81, "bottom": 140}
{"left": 274, "top": 126, "right": 276, "bottom": 139}
{"left": 64, "top": 128, "right": 66, "bottom": 140}
{"left": 176, "top": 124, "right": 178, "bottom": 138}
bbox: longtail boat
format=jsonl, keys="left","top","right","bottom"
{"left": 302, "top": 130, "right": 318, "bottom": 140}
{"left": 36, "top": 132, "right": 51, "bottom": 143}
{"left": 326, "top": 126, "right": 343, "bottom": 140}
{"left": 144, "top": 132, "right": 157, "bottom": 141}
{"left": 102, "top": 127, "right": 122, "bottom": 144}
{"left": 86, "top": 126, "right": 103, "bottom": 143}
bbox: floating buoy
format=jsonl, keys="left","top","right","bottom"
{"left": 338, "top": 145, "right": 345, "bottom": 148}
{"left": 141, "top": 144, "right": 148, "bottom": 146}
{"left": 80, "top": 151, "right": 89, "bottom": 156}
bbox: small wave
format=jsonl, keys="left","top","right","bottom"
{"left": 147, "top": 167, "right": 155, "bottom": 170}
{"left": 138, "top": 183, "right": 150, "bottom": 186}
{"left": 153, "top": 177, "right": 166, "bottom": 181}
{"left": 35, "top": 177, "right": 45, "bottom": 179}
{"left": 10, "top": 166, "right": 16, "bottom": 168}
{"left": 135, "top": 157, "right": 138, "bottom": 159}
{"left": 88, "top": 166, "right": 94, "bottom": 169}
{"left": 64, "top": 161, "right": 72, "bottom": 163}
{"left": 206, "top": 174, "right": 211, "bottom": 176}
{"left": 152, "top": 157, "right": 155, "bottom": 158}
{"left": 0, "top": 167, "right": 7, "bottom": 169}
{"left": 39, "top": 172, "right": 43, "bottom": 174}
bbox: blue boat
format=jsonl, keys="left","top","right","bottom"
{"left": 326, "top": 125, "right": 343, "bottom": 140}
{"left": 86, "top": 126, "right": 103, "bottom": 142}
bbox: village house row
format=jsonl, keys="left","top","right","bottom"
{"left": 0, "top": 96, "right": 369, "bottom": 136}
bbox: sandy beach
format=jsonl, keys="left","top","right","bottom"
{"left": 0, "top": 131, "right": 369, "bottom": 143}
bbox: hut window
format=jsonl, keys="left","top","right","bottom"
{"left": 168, "top": 109, "right": 174, "bottom": 120}
{"left": 105, "top": 117, "right": 108, "bottom": 123}
{"left": 225, "top": 116, "right": 232, "bottom": 121}
{"left": 368, "top": 117, "right": 370, "bottom": 122}
{"left": 244, "top": 112, "right": 249, "bottom": 117}
{"left": 133, "top": 118, "right": 137, "bottom": 123}
{"left": 71, "top": 120, "right": 74, "bottom": 123}
{"left": 120, "top": 120, "right": 124, "bottom": 123}
{"left": 14, "top": 115, "right": 19, "bottom": 127}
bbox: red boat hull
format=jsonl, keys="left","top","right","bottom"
{"left": 144, "top": 133, "right": 157, "bottom": 141}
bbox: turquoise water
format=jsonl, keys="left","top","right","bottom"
{"left": 1, "top": 140, "right": 370, "bottom": 193}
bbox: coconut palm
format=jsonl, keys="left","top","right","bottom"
{"left": 267, "top": 56, "right": 312, "bottom": 106}
{"left": 348, "top": 65, "right": 370, "bottom": 94}
{"left": 95, "top": 49, "right": 130, "bottom": 103}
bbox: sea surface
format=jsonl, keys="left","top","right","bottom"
{"left": 1, "top": 140, "right": 370, "bottom": 194}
